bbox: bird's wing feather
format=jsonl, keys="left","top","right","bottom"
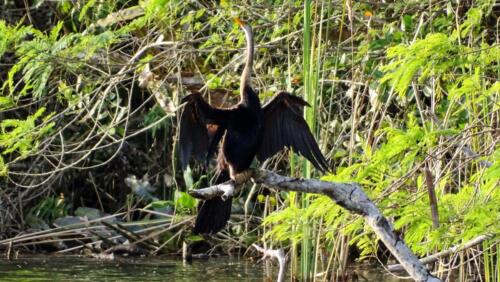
{"left": 206, "top": 124, "right": 225, "bottom": 165}
{"left": 179, "top": 93, "right": 231, "bottom": 170}
{"left": 257, "top": 92, "right": 329, "bottom": 173}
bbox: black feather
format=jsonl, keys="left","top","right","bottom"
{"left": 258, "top": 92, "right": 329, "bottom": 173}
{"left": 178, "top": 93, "right": 231, "bottom": 170}
{"left": 179, "top": 94, "right": 208, "bottom": 170}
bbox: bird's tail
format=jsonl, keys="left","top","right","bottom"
{"left": 193, "top": 170, "right": 232, "bottom": 234}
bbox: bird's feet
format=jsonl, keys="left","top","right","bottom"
{"left": 230, "top": 169, "right": 253, "bottom": 185}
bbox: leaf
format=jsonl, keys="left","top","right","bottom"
{"left": 380, "top": 33, "right": 459, "bottom": 97}
{"left": 145, "top": 200, "right": 174, "bottom": 210}
{"left": 0, "top": 107, "right": 54, "bottom": 157}
{"left": 175, "top": 191, "right": 196, "bottom": 211}
{"left": 0, "top": 96, "right": 13, "bottom": 110}
{"left": 402, "top": 15, "right": 412, "bottom": 31}
{"left": 183, "top": 166, "right": 194, "bottom": 189}
{"left": 50, "top": 21, "right": 64, "bottom": 41}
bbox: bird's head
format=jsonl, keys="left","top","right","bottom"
{"left": 234, "top": 17, "right": 245, "bottom": 27}
{"left": 234, "top": 17, "right": 252, "bottom": 33}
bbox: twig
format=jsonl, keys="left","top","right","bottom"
{"left": 100, "top": 221, "right": 157, "bottom": 250}
{"left": 423, "top": 167, "right": 440, "bottom": 229}
{"left": 252, "top": 244, "right": 287, "bottom": 282}
{"left": 462, "top": 146, "right": 493, "bottom": 168}
{"left": 190, "top": 169, "right": 441, "bottom": 282}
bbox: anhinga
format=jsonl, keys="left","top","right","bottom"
{"left": 179, "top": 19, "right": 329, "bottom": 234}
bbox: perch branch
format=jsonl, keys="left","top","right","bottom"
{"left": 252, "top": 244, "right": 287, "bottom": 282}
{"left": 188, "top": 180, "right": 236, "bottom": 201}
{"left": 189, "top": 169, "right": 441, "bottom": 282}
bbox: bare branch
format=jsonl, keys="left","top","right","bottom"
{"left": 252, "top": 244, "right": 287, "bottom": 282}
{"left": 190, "top": 169, "right": 441, "bottom": 282}
{"left": 423, "top": 168, "right": 440, "bottom": 229}
{"left": 388, "top": 234, "right": 495, "bottom": 272}
{"left": 188, "top": 180, "right": 237, "bottom": 201}
{"left": 462, "top": 145, "right": 493, "bottom": 168}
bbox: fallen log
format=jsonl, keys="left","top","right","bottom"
{"left": 189, "top": 169, "right": 441, "bottom": 282}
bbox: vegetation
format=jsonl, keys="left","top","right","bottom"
{"left": 0, "top": 0, "right": 498, "bottom": 281}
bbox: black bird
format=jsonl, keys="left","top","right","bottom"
{"left": 179, "top": 19, "right": 329, "bottom": 234}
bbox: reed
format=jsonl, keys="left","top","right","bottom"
{"left": 301, "top": 0, "right": 315, "bottom": 279}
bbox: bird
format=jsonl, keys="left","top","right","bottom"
{"left": 178, "top": 18, "right": 329, "bottom": 234}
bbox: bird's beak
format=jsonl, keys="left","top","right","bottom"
{"left": 234, "top": 18, "right": 245, "bottom": 27}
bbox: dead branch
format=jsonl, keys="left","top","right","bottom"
{"left": 423, "top": 167, "right": 440, "bottom": 229}
{"left": 189, "top": 169, "right": 441, "bottom": 282}
{"left": 252, "top": 244, "right": 286, "bottom": 282}
{"left": 100, "top": 221, "right": 157, "bottom": 251}
{"left": 388, "top": 234, "right": 495, "bottom": 272}
{"left": 188, "top": 180, "right": 237, "bottom": 201}
{"left": 462, "top": 145, "right": 493, "bottom": 168}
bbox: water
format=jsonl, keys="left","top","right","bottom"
{"left": 0, "top": 255, "right": 264, "bottom": 282}
{"left": 0, "top": 255, "right": 405, "bottom": 281}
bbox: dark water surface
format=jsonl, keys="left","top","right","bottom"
{"left": 0, "top": 255, "right": 405, "bottom": 281}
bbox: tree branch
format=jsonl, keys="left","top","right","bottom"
{"left": 388, "top": 234, "right": 495, "bottom": 272}
{"left": 189, "top": 169, "right": 441, "bottom": 282}
{"left": 188, "top": 180, "right": 236, "bottom": 201}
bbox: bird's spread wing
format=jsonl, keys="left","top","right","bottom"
{"left": 257, "top": 92, "right": 329, "bottom": 173}
{"left": 179, "top": 93, "right": 230, "bottom": 170}
{"left": 206, "top": 124, "right": 225, "bottom": 164}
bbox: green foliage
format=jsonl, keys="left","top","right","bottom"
{"left": 2, "top": 21, "right": 118, "bottom": 98}
{"left": 380, "top": 33, "right": 460, "bottom": 97}
{"left": 174, "top": 191, "right": 196, "bottom": 214}
{"left": 263, "top": 205, "right": 304, "bottom": 242}
{"left": 0, "top": 107, "right": 54, "bottom": 158}
{"left": 0, "top": 96, "right": 13, "bottom": 110}
{"left": 143, "top": 105, "right": 169, "bottom": 138}
{"left": 146, "top": 200, "right": 174, "bottom": 209}
{"left": 0, "top": 20, "right": 41, "bottom": 58}
{"left": 269, "top": 124, "right": 498, "bottom": 259}
{"left": 29, "top": 195, "right": 71, "bottom": 224}
{"left": 394, "top": 162, "right": 500, "bottom": 255}
{"left": 267, "top": 119, "right": 464, "bottom": 256}
{"left": 139, "top": 0, "right": 190, "bottom": 29}
{"left": 257, "top": 2, "right": 499, "bottom": 275}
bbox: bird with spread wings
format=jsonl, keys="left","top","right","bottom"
{"left": 179, "top": 19, "right": 329, "bottom": 234}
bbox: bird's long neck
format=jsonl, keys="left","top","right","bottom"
{"left": 240, "top": 25, "right": 256, "bottom": 104}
